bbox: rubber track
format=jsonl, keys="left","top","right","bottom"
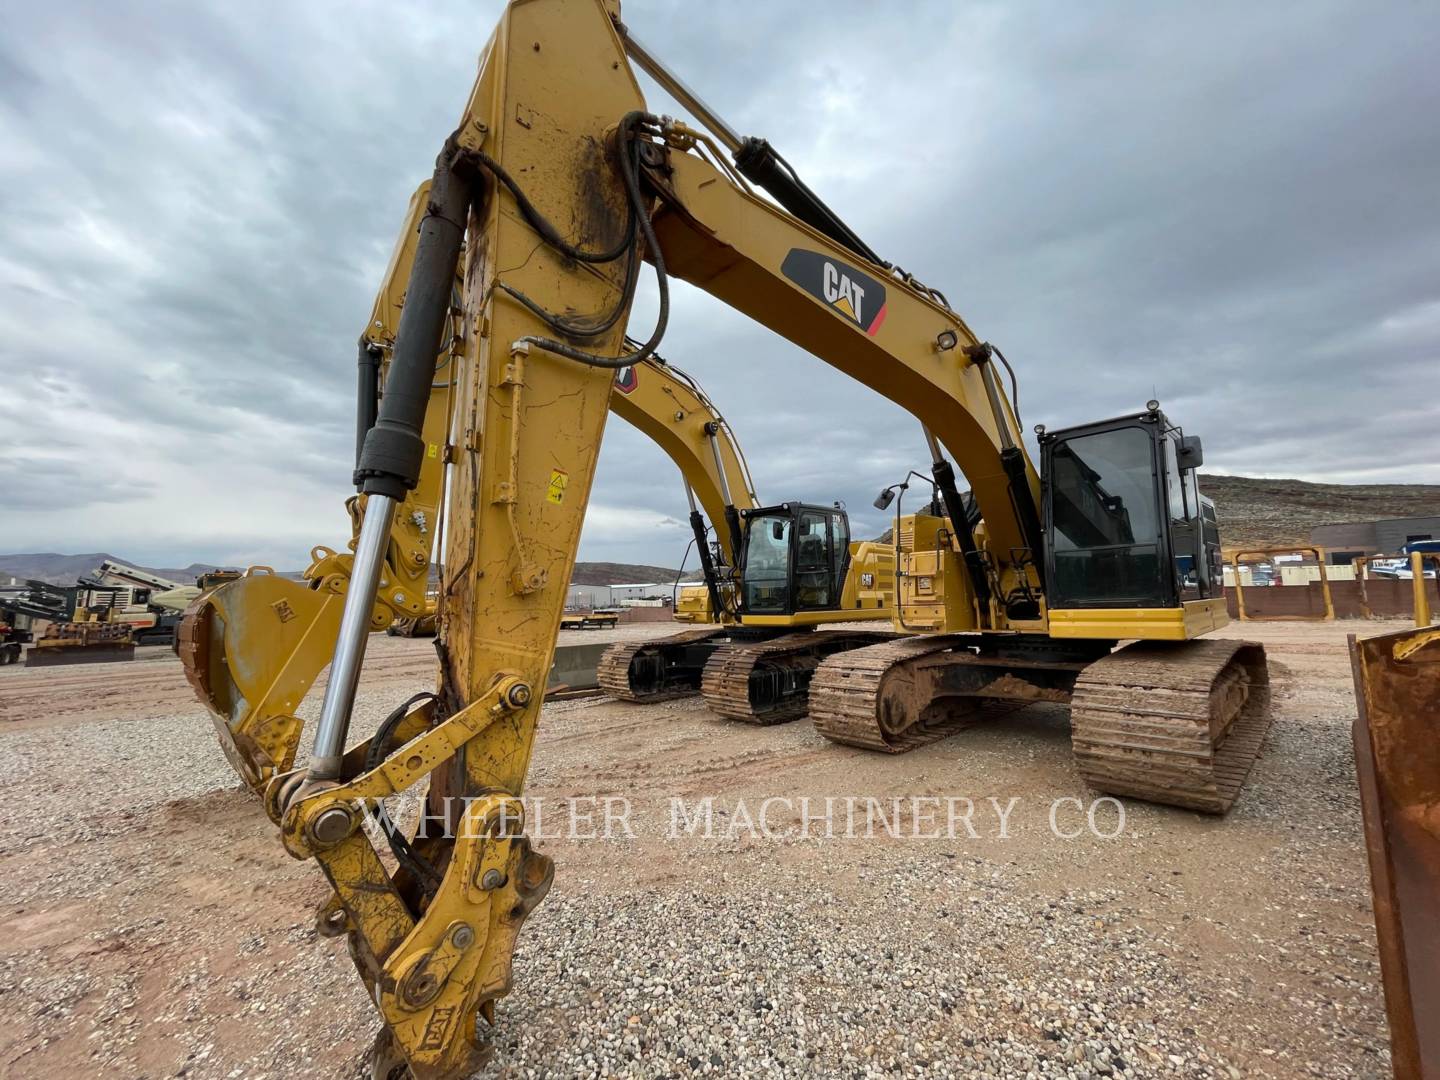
{"left": 700, "top": 630, "right": 898, "bottom": 725}
{"left": 810, "top": 636, "right": 1016, "bottom": 751}
{"left": 813, "top": 636, "right": 1272, "bottom": 814}
{"left": 1070, "top": 638, "right": 1270, "bottom": 815}
{"left": 596, "top": 627, "right": 729, "bottom": 702}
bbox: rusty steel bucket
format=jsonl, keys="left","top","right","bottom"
{"left": 1350, "top": 626, "right": 1440, "bottom": 1079}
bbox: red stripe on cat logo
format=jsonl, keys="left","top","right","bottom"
{"left": 866, "top": 303, "right": 888, "bottom": 337}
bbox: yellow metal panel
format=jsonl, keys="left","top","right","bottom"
{"left": 742, "top": 608, "right": 888, "bottom": 627}
{"left": 1048, "top": 599, "right": 1227, "bottom": 641}
{"left": 1183, "top": 597, "right": 1230, "bottom": 635}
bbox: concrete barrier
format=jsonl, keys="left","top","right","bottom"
{"left": 547, "top": 641, "right": 611, "bottom": 691}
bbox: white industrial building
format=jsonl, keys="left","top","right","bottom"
{"left": 566, "top": 582, "right": 670, "bottom": 609}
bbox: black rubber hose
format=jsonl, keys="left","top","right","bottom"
{"left": 472, "top": 147, "right": 634, "bottom": 264}
{"left": 513, "top": 112, "right": 670, "bottom": 370}
{"left": 364, "top": 692, "right": 443, "bottom": 889}
{"left": 991, "top": 344, "right": 1022, "bottom": 430}
{"left": 354, "top": 341, "right": 381, "bottom": 470}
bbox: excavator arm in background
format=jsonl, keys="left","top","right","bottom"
{"left": 181, "top": 2, "right": 1265, "bottom": 1074}
{"left": 181, "top": 174, "right": 770, "bottom": 795}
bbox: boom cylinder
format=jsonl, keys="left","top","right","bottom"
{"left": 682, "top": 482, "right": 722, "bottom": 615}
{"left": 923, "top": 426, "right": 992, "bottom": 610}
{"left": 705, "top": 421, "right": 745, "bottom": 558}
{"left": 970, "top": 346, "right": 1046, "bottom": 583}
{"left": 309, "top": 157, "right": 472, "bottom": 781}
{"left": 353, "top": 162, "right": 470, "bottom": 500}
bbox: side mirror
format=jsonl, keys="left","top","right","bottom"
{"left": 873, "top": 487, "right": 896, "bottom": 511}
{"left": 1177, "top": 435, "right": 1204, "bottom": 470}
{"left": 771, "top": 521, "right": 786, "bottom": 541}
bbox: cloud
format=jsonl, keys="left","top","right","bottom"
{"left": 2, "top": 0, "right": 1438, "bottom": 572}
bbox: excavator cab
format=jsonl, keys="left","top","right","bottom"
{"left": 1040, "top": 404, "right": 1220, "bottom": 617}
{"left": 737, "top": 502, "right": 851, "bottom": 616}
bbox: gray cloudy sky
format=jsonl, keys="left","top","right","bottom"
{"left": 2, "top": 1, "right": 1438, "bottom": 570}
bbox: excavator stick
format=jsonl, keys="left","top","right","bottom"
{"left": 1350, "top": 626, "right": 1440, "bottom": 1079}
{"left": 181, "top": 5, "right": 651, "bottom": 1076}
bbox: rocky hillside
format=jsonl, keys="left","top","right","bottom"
{"left": 568, "top": 561, "right": 687, "bottom": 586}
{"left": 0, "top": 553, "right": 227, "bottom": 587}
{"left": 1199, "top": 474, "right": 1440, "bottom": 547}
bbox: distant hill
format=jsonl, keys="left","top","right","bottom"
{"left": 569, "top": 561, "right": 691, "bottom": 586}
{"left": 870, "top": 474, "right": 1440, "bottom": 549}
{"left": 0, "top": 553, "right": 230, "bottom": 587}
{"left": 0, "top": 552, "right": 697, "bottom": 588}
{"left": 1198, "top": 474, "right": 1440, "bottom": 547}
{"left": 14, "top": 474, "right": 1431, "bottom": 587}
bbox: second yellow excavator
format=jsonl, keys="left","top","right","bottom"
{"left": 597, "top": 359, "right": 904, "bottom": 722}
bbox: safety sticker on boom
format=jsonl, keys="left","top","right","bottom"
{"left": 613, "top": 365, "right": 638, "bottom": 394}
{"left": 781, "top": 248, "right": 888, "bottom": 335}
{"left": 547, "top": 469, "right": 569, "bottom": 504}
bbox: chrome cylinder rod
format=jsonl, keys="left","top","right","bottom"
{"left": 308, "top": 493, "right": 397, "bottom": 779}
{"left": 705, "top": 425, "right": 734, "bottom": 506}
{"left": 977, "top": 362, "right": 1018, "bottom": 451}
{"left": 921, "top": 425, "right": 945, "bottom": 465}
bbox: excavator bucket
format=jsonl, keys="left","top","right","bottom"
{"left": 1349, "top": 626, "right": 1440, "bottom": 1079}
{"left": 177, "top": 569, "right": 343, "bottom": 789}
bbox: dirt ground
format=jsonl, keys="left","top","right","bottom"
{"left": 0, "top": 619, "right": 1397, "bottom": 1078}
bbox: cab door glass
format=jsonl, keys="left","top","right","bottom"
{"left": 831, "top": 513, "right": 850, "bottom": 591}
{"left": 742, "top": 514, "right": 791, "bottom": 613}
{"left": 1048, "top": 425, "right": 1168, "bottom": 607}
{"left": 795, "top": 511, "right": 833, "bottom": 609}
{"left": 1165, "top": 438, "right": 1201, "bottom": 601}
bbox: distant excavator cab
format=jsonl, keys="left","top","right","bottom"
{"left": 736, "top": 502, "right": 852, "bottom": 616}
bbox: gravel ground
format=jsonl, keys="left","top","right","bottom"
{"left": 0, "top": 621, "right": 1393, "bottom": 1078}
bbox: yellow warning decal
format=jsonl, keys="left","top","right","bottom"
{"left": 427, "top": 443, "right": 439, "bottom": 459}
{"left": 546, "top": 469, "right": 569, "bottom": 504}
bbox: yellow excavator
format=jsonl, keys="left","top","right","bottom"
{"left": 597, "top": 359, "right": 903, "bottom": 722}
{"left": 179, "top": 3, "right": 1271, "bottom": 1074}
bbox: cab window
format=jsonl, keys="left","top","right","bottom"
{"left": 743, "top": 514, "right": 791, "bottom": 613}
{"left": 1047, "top": 425, "right": 1167, "bottom": 607}
{"left": 1164, "top": 437, "right": 1201, "bottom": 600}
{"left": 795, "top": 511, "right": 832, "bottom": 609}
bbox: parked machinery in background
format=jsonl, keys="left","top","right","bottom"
{"left": 0, "top": 579, "right": 68, "bottom": 665}
{"left": 0, "top": 620, "right": 27, "bottom": 665}
{"left": 26, "top": 591, "right": 138, "bottom": 667}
